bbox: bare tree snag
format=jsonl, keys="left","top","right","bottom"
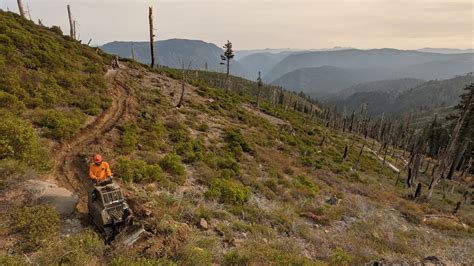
{"left": 131, "top": 43, "right": 135, "bottom": 60}
{"left": 149, "top": 6, "right": 155, "bottom": 67}
{"left": 17, "top": 0, "right": 25, "bottom": 18}
{"left": 67, "top": 5, "right": 74, "bottom": 39}
{"left": 414, "top": 183, "right": 422, "bottom": 199}
{"left": 354, "top": 144, "right": 365, "bottom": 169}
{"left": 342, "top": 145, "right": 349, "bottom": 162}
{"left": 453, "top": 201, "right": 462, "bottom": 213}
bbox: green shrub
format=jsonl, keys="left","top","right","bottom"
{"left": 0, "top": 254, "right": 28, "bottom": 266}
{"left": 165, "top": 120, "right": 190, "bottom": 142}
{"left": 0, "top": 114, "right": 49, "bottom": 170}
{"left": 0, "top": 91, "right": 25, "bottom": 112}
{"left": 223, "top": 250, "right": 249, "bottom": 266}
{"left": 175, "top": 138, "right": 205, "bottom": 163}
{"left": 119, "top": 122, "right": 139, "bottom": 154}
{"left": 223, "top": 128, "right": 254, "bottom": 157}
{"left": 111, "top": 257, "right": 176, "bottom": 266}
{"left": 10, "top": 205, "right": 60, "bottom": 251}
{"left": 115, "top": 157, "right": 163, "bottom": 184}
{"left": 294, "top": 174, "right": 320, "bottom": 194}
{"left": 38, "top": 229, "right": 106, "bottom": 265}
{"left": 205, "top": 179, "right": 251, "bottom": 205}
{"left": 33, "top": 109, "right": 86, "bottom": 140}
{"left": 216, "top": 155, "right": 240, "bottom": 177}
{"left": 159, "top": 153, "right": 186, "bottom": 179}
{"left": 330, "top": 248, "right": 351, "bottom": 265}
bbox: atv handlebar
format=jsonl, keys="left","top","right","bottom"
{"left": 95, "top": 176, "right": 113, "bottom": 186}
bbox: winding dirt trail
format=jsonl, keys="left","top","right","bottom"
{"left": 48, "top": 67, "right": 132, "bottom": 212}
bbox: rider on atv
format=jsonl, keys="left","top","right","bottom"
{"left": 89, "top": 154, "right": 113, "bottom": 185}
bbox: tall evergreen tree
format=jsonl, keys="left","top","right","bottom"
{"left": 220, "top": 40, "right": 234, "bottom": 90}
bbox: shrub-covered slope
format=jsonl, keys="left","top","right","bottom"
{"left": 0, "top": 10, "right": 473, "bottom": 266}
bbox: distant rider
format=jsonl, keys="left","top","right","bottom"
{"left": 89, "top": 154, "right": 113, "bottom": 185}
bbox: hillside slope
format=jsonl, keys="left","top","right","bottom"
{"left": 0, "top": 11, "right": 473, "bottom": 265}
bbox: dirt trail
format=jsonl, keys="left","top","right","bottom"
{"left": 47, "top": 67, "right": 132, "bottom": 212}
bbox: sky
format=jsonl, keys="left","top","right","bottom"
{"left": 0, "top": 0, "right": 472, "bottom": 50}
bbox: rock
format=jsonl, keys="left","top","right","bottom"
{"left": 25, "top": 180, "right": 79, "bottom": 217}
{"left": 422, "top": 256, "right": 443, "bottom": 265}
{"left": 199, "top": 218, "right": 208, "bottom": 230}
{"left": 326, "top": 195, "right": 341, "bottom": 206}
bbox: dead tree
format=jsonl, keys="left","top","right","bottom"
{"left": 148, "top": 7, "right": 155, "bottom": 67}
{"left": 342, "top": 145, "right": 349, "bottom": 162}
{"left": 176, "top": 61, "right": 192, "bottom": 108}
{"left": 256, "top": 71, "right": 263, "bottom": 108}
{"left": 428, "top": 91, "right": 472, "bottom": 198}
{"left": 17, "top": 0, "right": 25, "bottom": 18}
{"left": 413, "top": 183, "right": 422, "bottom": 199}
{"left": 67, "top": 5, "right": 75, "bottom": 39}
{"left": 354, "top": 144, "right": 365, "bottom": 169}
{"left": 131, "top": 43, "right": 135, "bottom": 60}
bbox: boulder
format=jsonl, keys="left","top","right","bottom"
{"left": 199, "top": 218, "right": 208, "bottom": 230}
{"left": 25, "top": 180, "right": 79, "bottom": 216}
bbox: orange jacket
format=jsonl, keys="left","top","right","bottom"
{"left": 89, "top": 161, "right": 112, "bottom": 182}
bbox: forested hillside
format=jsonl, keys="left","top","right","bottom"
{"left": 0, "top": 10, "right": 473, "bottom": 266}
{"left": 328, "top": 74, "right": 474, "bottom": 117}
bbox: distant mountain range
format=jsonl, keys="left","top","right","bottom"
{"left": 263, "top": 48, "right": 474, "bottom": 83}
{"left": 101, "top": 39, "right": 474, "bottom": 113}
{"left": 101, "top": 39, "right": 247, "bottom": 76}
{"left": 326, "top": 74, "right": 474, "bottom": 117}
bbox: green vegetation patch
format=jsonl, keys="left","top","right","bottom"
{"left": 206, "top": 179, "right": 251, "bottom": 205}
{"left": 10, "top": 204, "right": 60, "bottom": 251}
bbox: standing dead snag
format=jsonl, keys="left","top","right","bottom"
{"left": 17, "top": 0, "right": 26, "bottom": 18}
{"left": 354, "top": 144, "right": 365, "bottom": 169}
{"left": 176, "top": 61, "right": 192, "bottom": 108}
{"left": 256, "top": 71, "right": 263, "bottom": 108}
{"left": 149, "top": 7, "right": 155, "bottom": 67}
{"left": 67, "top": 5, "right": 75, "bottom": 39}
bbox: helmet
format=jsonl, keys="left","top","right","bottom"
{"left": 93, "top": 154, "right": 103, "bottom": 163}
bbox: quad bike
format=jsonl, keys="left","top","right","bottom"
{"left": 88, "top": 178, "right": 146, "bottom": 246}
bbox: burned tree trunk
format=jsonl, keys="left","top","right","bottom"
{"left": 413, "top": 183, "right": 422, "bottom": 199}
{"left": 67, "top": 5, "right": 75, "bottom": 39}
{"left": 354, "top": 144, "right": 365, "bottom": 169}
{"left": 17, "top": 0, "right": 26, "bottom": 18}
{"left": 342, "top": 145, "right": 349, "bottom": 162}
{"left": 149, "top": 7, "right": 155, "bottom": 67}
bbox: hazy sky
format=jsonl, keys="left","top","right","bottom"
{"left": 1, "top": 0, "right": 472, "bottom": 50}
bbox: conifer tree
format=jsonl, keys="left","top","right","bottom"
{"left": 220, "top": 40, "right": 234, "bottom": 91}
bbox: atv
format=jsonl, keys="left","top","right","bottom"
{"left": 88, "top": 180, "right": 145, "bottom": 245}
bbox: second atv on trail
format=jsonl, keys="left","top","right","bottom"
{"left": 88, "top": 182, "right": 145, "bottom": 245}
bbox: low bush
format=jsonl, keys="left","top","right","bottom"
{"left": 205, "top": 179, "right": 251, "bottom": 205}
{"left": 38, "top": 229, "right": 106, "bottom": 265}
{"left": 0, "top": 254, "right": 27, "bottom": 266}
{"left": 0, "top": 113, "right": 49, "bottom": 170}
{"left": 175, "top": 138, "right": 205, "bottom": 164}
{"left": 159, "top": 153, "right": 186, "bottom": 182}
{"left": 33, "top": 109, "right": 86, "bottom": 140}
{"left": 223, "top": 249, "right": 249, "bottom": 266}
{"left": 119, "top": 122, "right": 139, "bottom": 154}
{"left": 115, "top": 157, "right": 163, "bottom": 184}
{"left": 111, "top": 257, "right": 176, "bottom": 266}
{"left": 329, "top": 248, "right": 351, "bottom": 265}
{"left": 10, "top": 205, "right": 60, "bottom": 251}
{"left": 223, "top": 128, "right": 255, "bottom": 158}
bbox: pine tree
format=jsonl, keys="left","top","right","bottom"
{"left": 220, "top": 40, "right": 234, "bottom": 91}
